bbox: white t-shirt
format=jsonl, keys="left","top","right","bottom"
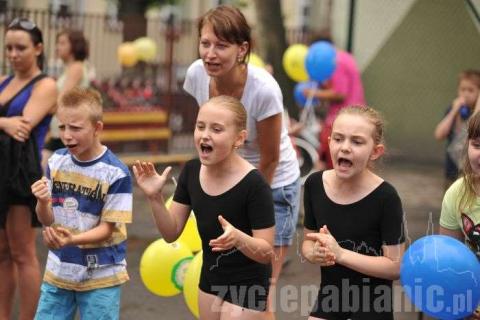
{"left": 184, "top": 59, "right": 299, "bottom": 188}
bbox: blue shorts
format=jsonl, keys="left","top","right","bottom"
{"left": 35, "top": 282, "right": 121, "bottom": 320}
{"left": 272, "top": 178, "right": 301, "bottom": 246}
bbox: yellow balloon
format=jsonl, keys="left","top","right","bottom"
{"left": 282, "top": 44, "right": 309, "bottom": 82}
{"left": 140, "top": 239, "right": 193, "bottom": 297}
{"left": 165, "top": 196, "right": 202, "bottom": 253}
{"left": 248, "top": 53, "right": 265, "bottom": 68}
{"left": 183, "top": 251, "right": 202, "bottom": 318}
{"left": 117, "top": 42, "right": 138, "bottom": 67}
{"left": 134, "top": 37, "right": 157, "bottom": 62}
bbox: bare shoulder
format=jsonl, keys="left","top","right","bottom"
{"left": 34, "top": 76, "right": 57, "bottom": 92}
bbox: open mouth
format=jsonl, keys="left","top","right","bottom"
{"left": 200, "top": 143, "right": 213, "bottom": 154}
{"left": 205, "top": 61, "right": 220, "bottom": 69}
{"left": 66, "top": 144, "right": 78, "bottom": 149}
{"left": 337, "top": 157, "right": 353, "bottom": 168}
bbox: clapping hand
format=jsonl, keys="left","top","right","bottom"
{"left": 42, "top": 226, "right": 73, "bottom": 249}
{"left": 305, "top": 225, "right": 340, "bottom": 266}
{"left": 133, "top": 161, "right": 172, "bottom": 198}
{"left": 209, "top": 215, "right": 239, "bottom": 252}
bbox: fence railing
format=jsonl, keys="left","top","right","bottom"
{"left": 1, "top": 7, "right": 312, "bottom": 81}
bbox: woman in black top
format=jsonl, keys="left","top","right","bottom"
{"left": 134, "top": 95, "right": 275, "bottom": 319}
{"left": 302, "top": 106, "right": 405, "bottom": 320}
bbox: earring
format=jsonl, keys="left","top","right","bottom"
{"left": 237, "top": 56, "right": 243, "bottom": 64}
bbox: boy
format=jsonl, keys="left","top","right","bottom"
{"left": 434, "top": 69, "right": 480, "bottom": 189}
{"left": 31, "top": 87, "right": 132, "bottom": 319}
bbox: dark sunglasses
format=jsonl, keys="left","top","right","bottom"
{"left": 8, "top": 18, "right": 37, "bottom": 30}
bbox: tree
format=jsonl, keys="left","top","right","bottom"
{"left": 252, "top": 0, "right": 297, "bottom": 118}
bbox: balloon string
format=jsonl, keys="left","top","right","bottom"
{"left": 300, "top": 81, "right": 317, "bottom": 124}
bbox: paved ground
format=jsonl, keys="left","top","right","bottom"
{"left": 19, "top": 161, "right": 445, "bottom": 319}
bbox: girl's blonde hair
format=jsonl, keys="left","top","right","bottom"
{"left": 204, "top": 95, "right": 247, "bottom": 131}
{"left": 458, "top": 111, "right": 480, "bottom": 213}
{"left": 336, "top": 105, "right": 385, "bottom": 145}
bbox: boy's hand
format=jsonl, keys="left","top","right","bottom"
{"left": 452, "top": 96, "right": 466, "bottom": 113}
{"left": 31, "top": 177, "right": 51, "bottom": 204}
{"left": 132, "top": 161, "right": 172, "bottom": 198}
{"left": 42, "top": 226, "right": 73, "bottom": 249}
{"left": 209, "top": 215, "right": 239, "bottom": 251}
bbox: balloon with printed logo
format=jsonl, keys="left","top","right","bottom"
{"left": 248, "top": 53, "right": 265, "bottom": 68}
{"left": 140, "top": 239, "right": 193, "bottom": 296}
{"left": 400, "top": 235, "right": 480, "bottom": 320}
{"left": 183, "top": 251, "right": 202, "bottom": 318}
{"left": 117, "top": 42, "right": 138, "bottom": 67}
{"left": 165, "top": 196, "right": 202, "bottom": 253}
{"left": 134, "top": 37, "right": 157, "bottom": 62}
{"left": 305, "top": 41, "right": 336, "bottom": 82}
{"left": 282, "top": 44, "right": 309, "bottom": 82}
{"left": 294, "top": 81, "right": 319, "bottom": 108}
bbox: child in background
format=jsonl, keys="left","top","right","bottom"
{"left": 134, "top": 95, "right": 275, "bottom": 319}
{"left": 302, "top": 106, "right": 405, "bottom": 319}
{"left": 439, "top": 111, "right": 480, "bottom": 320}
{"left": 31, "top": 87, "right": 132, "bottom": 319}
{"left": 434, "top": 70, "right": 480, "bottom": 189}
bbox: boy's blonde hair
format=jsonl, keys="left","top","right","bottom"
{"left": 58, "top": 87, "right": 103, "bottom": 123}
{"left": 204, "top": 95, "right": 247, "bottom": 131}
{"left": 459, "top": 69, "right": 480, "bottom": 89}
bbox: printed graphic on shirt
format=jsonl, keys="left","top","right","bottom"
{"left": 462, "top": 213, "right": 480, "bottom": 256}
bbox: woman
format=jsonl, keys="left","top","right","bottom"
{"left": 183, "top": 5, "right": 301, "bottom": 315}
{"left": 42, "top": 29, "right": 90, "bottom": 168}
{"left": 0, "top": 18, "right": 57, "bottom": 319}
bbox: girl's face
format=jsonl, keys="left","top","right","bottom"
{"left": 329, "top": 113, "right": 384, "bottom": 179}
{"left": 194, "top": 102, "right": 245, "bottom": 166}
{"left": 5, "top": 30, "right": 41, "bottom": 72}
{"left": 56, "top": 34, "right": 72, "bottom": 61}
{"left": 468, "top": 138, "right": 480, "bottom": 175}
{"left": 199, "top": 23, "right": 248, "bottom": 77}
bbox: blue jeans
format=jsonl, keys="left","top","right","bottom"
{"left": 272, "top": 178, "right": 301, "bottom": 246}
{"left": 35, "top": 282, "right": 121, "bottom": 320}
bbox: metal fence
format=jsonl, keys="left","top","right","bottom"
{"left": 0, "top": 7, "right": 311, "bottom": 81}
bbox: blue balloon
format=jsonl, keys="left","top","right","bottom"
{"left": 400, "top": 235, "right": 480, "bottom": 320}
{"left": 305, "top": 41, "right": 336, "bottom": 82}
{"left": 294, "top": 81, "right": 319, "bottom": 108}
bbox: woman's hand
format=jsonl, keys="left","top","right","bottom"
{"left": 209, "top": 215, "right": 239, "bottom": 252}
{"left": 2, "top": 116, "right": 31, "bottom": 142}
{"left": 132, "top": 161, "right": 172, "bottom": 198}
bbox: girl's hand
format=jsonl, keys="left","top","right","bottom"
{"left": 3, "top": 116, "right": 31, "bottom": 142}
{"left": 209, "top": 215, "right": 239, "bottom": 252}
{"left": 306, "top": 225, "right": 344, "bottom": 263}
{"left": 31, "top": 177, "right": 50, "bottom": 204}
{"left": 310, "top": 240, "right": 336, "bottom": 266}
{"left": 132, "top": 161, "right": 172, "bottom": 198}
{"left": 42, "top": 226, "right": 73, "bottom": 249}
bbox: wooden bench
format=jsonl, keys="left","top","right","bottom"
{"left": 101, "top": 109, "right": 194, "bottom": 166}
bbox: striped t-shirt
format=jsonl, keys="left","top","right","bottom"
{"left": 44, "top": 147, "right": 132, "bottom": 291}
